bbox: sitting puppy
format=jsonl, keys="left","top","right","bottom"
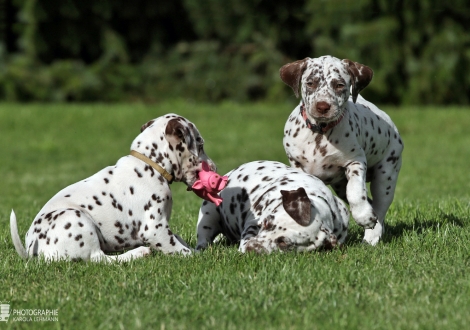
{"left": 195, "top": 161, "right": 349, "bottom": 253}
{"left": 10, "top": 114, "right": 216, "bottom": 262}
{"left": 280, "top": 55, "right": 404, "bottom": 245}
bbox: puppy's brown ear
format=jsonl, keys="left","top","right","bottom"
{"left": 279, "top": 58, "right": 309, "bottom": 98}
{"left": 140, "top": 119, "right": 155, "bottom": 132}
{"left": 281, "top": 187, "right": 311, "bottom": 226}
{"left": 165, "top": 118, "right": 197, "bottom": 155}
{"left": 165, "top": 118, "right": 185, "bottom": 140}
{"left": 342, "top": 59, "right": 373, "bottom": 103}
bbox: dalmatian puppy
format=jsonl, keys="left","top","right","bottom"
{"left": 280, "top": 55, "right": 403, "bottom": 245}
{"left": 195, "top": 161, "right": 349, "bottom": 253}
{"left": 10, "top": 113, "right": 215, "bottom": 262}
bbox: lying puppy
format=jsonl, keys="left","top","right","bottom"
{"left": 280, "top": 55, "right": 403, "bottom": 245}
{"left": 196, "top": 161, "right": 349, "bottom": 253}
{"left": 11, "top": 113, "right": 216, "bottom": 262}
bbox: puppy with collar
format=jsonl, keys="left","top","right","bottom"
{"left": 10, "top": 113, "right": 215, "bottom": 262}
{"left": 281, "top": 55, "right": 403, "bottom": 245}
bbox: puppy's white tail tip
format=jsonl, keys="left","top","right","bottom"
{"left": 10, "top": 209, "right": 28, "bottom": 259}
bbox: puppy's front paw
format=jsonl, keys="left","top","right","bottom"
{"left": 134, "top": 246, "right": 152, "bottom": 258}
{"left": 362, "top": 222, "right": 384, "bottom": 246}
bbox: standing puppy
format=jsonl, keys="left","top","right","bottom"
{"left": 196, "top": 161, "right": 349, "bottom": 253}
{"left": 11, "top": 114, "right": 215, "bottom": 262}
{"left": 281, "top": 55, "right": 403, "bottom": 245}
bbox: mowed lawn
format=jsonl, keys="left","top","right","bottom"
{"left": 0, "top": 102, "right": 469, "bottom": 330}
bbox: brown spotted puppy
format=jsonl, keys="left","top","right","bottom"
{"left": 281, "top": 55, "right": 403, "bottom": 245}
{"left": 10, "top": 113, "right": 215, "bottom": 262}
{"left": 196, "top": 161, "right": 349, "bottom": 253}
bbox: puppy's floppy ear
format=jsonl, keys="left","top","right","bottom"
{"left": 279, "top": 58, "right": 309, "bottom": 98}
{"left": 342, "top": 59, "right": 373, "bottom": 103}
{"left": 140, "top": 119, "right": 155, "bottom": 132}
{"left": 280, "top": 187, "right": 311, "bottom": 226}
{"left": 165, "top": 118, "right": 197, "bottom": 155}
{"left": 165, "top": 118, "right": 185, "bottom": 139}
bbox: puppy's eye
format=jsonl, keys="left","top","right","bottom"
{"left": 307, "top": 79, "right": 320, "bottom": 89}
{"left": 336, "top": 83, "right": 345, "bottom": 89}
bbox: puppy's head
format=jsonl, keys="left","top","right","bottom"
{"left": 280, "top": 55, "right": 373, "bottom": 123}
{"left": 135, "top": 114, "right": 215, "bottom": 187}
{"left": 243, "top": 187, "right": 342, "bottom": 253}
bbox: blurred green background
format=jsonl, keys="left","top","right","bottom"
{"left": 1, "top": 0, "right": 469, "bottom": 104}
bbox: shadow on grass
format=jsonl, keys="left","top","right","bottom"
{"left": 342, "top": 210, "right": 467, "bottom": 246}
{"left": 383, "top": 211, "right": 466, "bottom": 243}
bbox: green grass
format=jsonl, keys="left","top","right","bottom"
{"left": 1, "top": 101, "right": 469, "bottom": 329}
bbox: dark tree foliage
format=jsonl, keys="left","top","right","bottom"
{"left": 33, "top": 1, "right": 197, "bottom": 64}
{"left": 0, "top": 0, "right": 469, "bottom": 104}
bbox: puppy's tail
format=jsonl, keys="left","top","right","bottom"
{"left": 10, "top": 210, "right": 28, "bottom": 259}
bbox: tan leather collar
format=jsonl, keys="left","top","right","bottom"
{"left": 130, "top": 150, "right": 173, "bottom": 183}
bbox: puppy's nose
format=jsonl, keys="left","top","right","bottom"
{"left": 316, "top": 101, "right": 331, "bottom": 114}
